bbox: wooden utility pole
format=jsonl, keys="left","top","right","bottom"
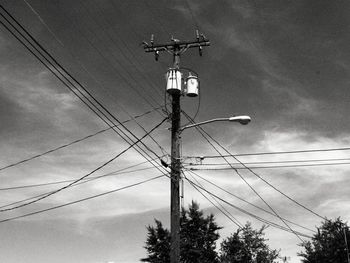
{"left": 170, "top": 44, "right": 181, "bottom": 262}
{"left": 344, "top": 227, "right": 350, "bottom": 263}
{"left": 143, "top": 32, "right": 210, "bottom": 263}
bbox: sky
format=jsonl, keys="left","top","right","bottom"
{"left": 0, "top": 0, "right": 350, "bottom": 262}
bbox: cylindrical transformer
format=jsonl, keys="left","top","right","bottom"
{"left": 186, "top": 75, "right": 199, "bottom": 97}
{"left": 166, "top": 69, "right": 182, "bottom": 94}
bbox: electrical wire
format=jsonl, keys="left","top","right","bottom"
{"left": 91, "top": 1, "right": 164, "bottom": 99}
{"left": 183, "top": 0, "right": 200, "bottom": 31}
{"left": 78, "top": 1, "right": 164, "bottom": 108}
{"left": 22, "top": 0, "right": 64, "bottom": 46}
{"left": 0, "top": 165, "right": 164, "bottom": 210}
{"left": 0, "top": 5, "right": 171, "bottom": 193}
{"left": 0, "top": 107, "right": 162, "bottom": 173}
{"left": 0, "top": 117, "right": 168, "bottom": 212}
{"left": 182, "top": 110, "right": 327, "bottom": 222}
{"left": 0, "top": 174, "right": 166, "bottom": 223}
{"left": 0, "top": 8, "right": 174, "bottom": 236}
{"left": 0, "top": 161, "right": 162, "bottom": 192}
{"left": 187, "top": 162, "right": 350, "bottom": 170}
{"left": 185, "top": 168, "right": 316, "bottom": 233}
{"left": 0, "top": 157, "right": 164, "bottom": 209}
{"left": 183, "top": 171, "right": 243, "bottom": 228}
{"left": 24, "top": 0, "right": 167, "bottom": 120}
{"left": 182, "top": 111, "right": 307, "bottom": 243}
{"left": 184, "top": 157, "right": 350, "bottom": 166}
{"left": 185, "top": 176, "right": 312, "bottom": 239}
{"left": 34, "top": 1, "right": 169, "bottom": 158}
{"left": 187, "top": 172, "right": 295, "bottom": 259}
{"left": 185, "top": 147, "right": 350, "bottom": 159}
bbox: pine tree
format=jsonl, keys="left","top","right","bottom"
{"left": 219, "top": 222, "right": 279, "bottom": 263}
{"left": 141, "top": 201, "right": 221, "bottom": 263}
{"left": 180, "top": 201, "right": 221, "bottom": 263}
{"left": 298, "top": 218, "right": 350, "bottom": 263}
{"left": 141, "top": 220, "right": 171, "bottom": 263}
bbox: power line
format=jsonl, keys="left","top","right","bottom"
{"left": 67, "top": 2, "right": 164, "bottom": 111}
{"left": 185, "top": 169, "right": 316, "bottom": 233}
{"left": 0, "top": 107, "right": 161, "bottom": 174}
{"left": 0, "top": 5, "right": 171, "bottom": 196}
{"left": 182, "top": 110, "right": 326, "bottom": 222}
{"left": 26, "top": 1, "right": 170, "bottom": 158}
{"left": 0, "top": 117, "right": 168, "bottom": 212}
{"left": 187, "top": 175, "right": 301, "bottom": 260}
{"left": 184, "top": 171, "right": 243, "bottom": 229}
{"left": 181, "top": 111, "right": 306, "bottom": 243}
{"left": 83, "top": 11, "right": 171, "bottom": 154}
{"left": 0, "top": 162, "right": 161, "bottom": 191}
{"left": 185, "top": 177, "right": 312, "bottom": 239}
{"left": 187, "top": 162, "right": 350, "bottom": 170}
{"left": 90, "top": 0, "right": 164, "bottom": 100}
{"left": 184, "top": 157, "right": 350, "bottom": 166}
{"left": 22, "top": 0, "right": 64, "bottom": 46}
{"left": 58, "top": 2, "right": 170, "bottom": 158}
{"left": 0, "top": 174, "right": 166, "bottom": 223}
{"left": 0, "top": 157, "right": 163, "bottom": 209}
{"left": 185, "top": 147, "right": 350, "bottom": 159}
{"left": 183, "top": 0, "right": 200, "bottom": 30}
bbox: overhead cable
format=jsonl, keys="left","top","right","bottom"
{"left": 0, "top": 117, "right": 168, "bottom": 212}
{"left": 185, "top": 177, "right": 312, "bottom": 239}
{"left": 187, "top": 162, "right": 350, "bottom": 170}
{"left": 185, "top": 147, "right": 350, "bottom": 159}
{"left": 182, "top": 110, "right": 326, "bottom": 222}
{"left": 184, "top": 171, "right": 243, "bottom": 228}
{"left": 182, "top": 111, "right": 306, "bottom": 243}
{"left": 0, "top": 5, "right": 171, "bottom": 194}
{"left": 0, "top": 107, "right": 162, "bottom": 173}
{"left": 0, "top": 162, "right": 162, "bottom": 192}
{"left": 185, "top": 169, "right": 315, "bottom": 233}
{"left": 0, "top": 174, "right": 165, "bottom": 223}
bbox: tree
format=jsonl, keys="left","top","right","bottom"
{"left": 219, "top": 222, "right": 279, "bottom": 263}
{"left": 141, "top": 219, "right": 171, "bottom": 263}
{"left": 180, "top": 201, "right": 221, "bottom": 263}
{"left": 298, "top": 218, "right": 350, "bottom": 263}
{"left": 141, "top": 201, "right": 222, "bottom": 263}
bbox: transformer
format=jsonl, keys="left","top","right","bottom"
{"left": 166, "top": 69, "right": 182, "bottom": 94}
{"left": 185, "top": 74, "right": 199, "bottom": 97}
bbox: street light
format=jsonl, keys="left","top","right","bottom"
{"left": 180, "top": 115, "right": 251, "bottom": 131}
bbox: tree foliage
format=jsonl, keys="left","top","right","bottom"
{"left": 141, "top": 201, "right": 221, "bottom": 263}
{"left": 219, "top": 222, "right": 279, "bottom": 263}
{"left": 180, "top": 201, "right": 222, "bottom": 263}
{"left": 141, "top": 219, "right": 171, "bottom": 263}
{"left": 142, "top": 202, "right": 282, "bottom": 263}
{"left": 298, "top": 218, "right": 350, "bottom": 263}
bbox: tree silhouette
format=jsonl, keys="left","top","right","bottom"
{"left": 299, "top": 218, "right": 350, "bottom": 263}
{"left": 141, "top": 201, "right": 221, "bottom": 263}
{"left": 219, "top": 222, "right": 279, "bottom": 263}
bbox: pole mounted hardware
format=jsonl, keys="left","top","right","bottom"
{"left": 142, "top": 30, "right": 210, "bottom": 61}
{"left": 143, "top": 31, "right": 210, "bottom": 263}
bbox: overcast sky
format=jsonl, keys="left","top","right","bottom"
{"left": 0, "top": 0, "right": 350, "bottom": 262}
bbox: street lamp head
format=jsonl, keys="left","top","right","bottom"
{"left": 228, "top": 115, "right": 251, "bottom": 125}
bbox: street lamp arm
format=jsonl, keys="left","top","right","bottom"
{"left": 180, "top": 115, "right": 251, "bottom": 131}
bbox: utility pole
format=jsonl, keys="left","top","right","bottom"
{"left": 143, "top": 31, "right": 210, "bottom": 263}
{"left": 344, "top": 227, "right": 350, "bottom": 263}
